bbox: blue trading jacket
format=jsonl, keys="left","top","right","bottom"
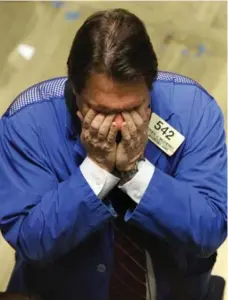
{"left": 0, "top": 72, "right": 226, "bottom": 300}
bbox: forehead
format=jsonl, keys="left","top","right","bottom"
{"left": 83, "top": 73, "right": 149, "bottom": 113}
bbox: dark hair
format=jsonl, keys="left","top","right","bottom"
{"left": 67, "top": 8, "right": 158, "bottom": 94}
{"left": 0, "top": 293, "right": 41, "bottom": 300}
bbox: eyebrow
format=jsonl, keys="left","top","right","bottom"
{"left": 92, "top": 100, "right": 146, "bottom": 114}
{"left": 94, "top": 105, "right": 138, "bottom": 114}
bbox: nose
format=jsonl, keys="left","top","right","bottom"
{"left": 114, "top": 114, "right": 124, "bottom": 130}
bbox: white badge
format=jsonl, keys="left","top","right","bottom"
{"left": 148, "top": 113, "right": 185, "bottom": 156}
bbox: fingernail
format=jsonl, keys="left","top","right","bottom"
{"left": 76, "top": 111, "right": 84, "bottom": 121}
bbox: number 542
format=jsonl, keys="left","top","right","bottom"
{"left": 154, "top": 121, "right": 174, "bottom": 140}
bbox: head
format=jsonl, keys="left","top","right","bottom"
{"left": 67, "top": 8, "right": 158, "bottom": 120}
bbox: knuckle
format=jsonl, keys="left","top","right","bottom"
{"left": 81, "top": 134, "right": 90, "bottom": 146}
{"left": 98, "top": 131, "right": 106, "bottom": 139}
{"left": 94, "top": 143, "right": 99, "bottom": 150}
{"left": 131, "top": 129, "right": 137, "bottom": 137}
{"left": 107, "top": 137, "right": 113, "bottom": 143}
{"left": 107, "top": 135, "right": 114, "bottom": 143}
{"left": 90, "top": 124, "right": 99, "bottom": 132}
{"left": 83, "top": 131, "right": 89, "bottom": 140}
{"left": 100, "top": 143, "right": 109, "bottom": 151}
{"left": 104, "top": 144, "right": 110, "bottom": 151}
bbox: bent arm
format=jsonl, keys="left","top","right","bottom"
{"left": 120, "top": 98, "right": 227, "bottom": 257}
{"left": 0, "top": 115, "right": 116, "bottom": 264}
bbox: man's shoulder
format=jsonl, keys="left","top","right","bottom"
{"left": 4, "top": 77, "right": 67, "bottom": 118}
{"left": 2, "top": 77, "right": 69, "bottom": 146}
{"left": 156, "top": 71, "right": 199, "bottom": 87}
{"left": 153, "top": 71, "right": 215, "bottom": 121}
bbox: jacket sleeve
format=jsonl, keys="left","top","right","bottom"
{"left": 0, "top": 113, "right": 115, "bottom": 264}
{"left": 126, "top": 93, "right": 227, "bottom": 258}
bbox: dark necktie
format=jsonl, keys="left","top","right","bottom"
{"left": 109, "top": 217, "right": 147, "bottom": 300}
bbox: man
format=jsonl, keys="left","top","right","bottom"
{"left": 0, "top": 8, "right": 226, "bottom": 300}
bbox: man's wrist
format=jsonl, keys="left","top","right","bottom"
{"left": 87, "top": 156, "right": 113, "bottom": 173}
{"left": 119, "top": 159, "right": 155, "bottom": 204}
{"left": 80, "top": 157, "right": 120, "bottom": 199}
{"left": 118, "top": 169, "right": 138, "bottom": 185}
{"left": 115, "top": 157, "right": 146, "bottom": 185}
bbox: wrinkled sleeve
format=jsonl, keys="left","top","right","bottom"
{"left": 0, "top": 113, "right": 115, "bottom": 264}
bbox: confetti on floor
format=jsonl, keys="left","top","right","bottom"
{"left": 52, "top": 1, "right": 64, "bottom": 8}
{"left": 195, "top": 44, "right": 206, "bottom": 57}
{"left": 65, "top": 11, "right": 80, "bottom": 21}
{"left": 181, "top": 48, "right": 189, "bottom": 56}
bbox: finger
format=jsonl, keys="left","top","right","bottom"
{"left": 130, "top": 111, "right": 144, "bottom": 128}
{"left": 136, "top": 107, "right": 145, "bottom": 119}
{"left": 107, "top": 122, "right": 118, "bottom": 144}
{"left": 114, "top": 114, "right": 124, "bottom": 130}
{"left": 83, "top": 109, "right": 97, "bottom": 129}
{"left": 122, "top": 112, "right": 137, "bottom": 137}
{"left": 146, "top": 108, "right": 151, "bottom": 120}
{"left": 121, "top": 123, "right": 131, "bottom": 142}
{"left": 90, "top": 114, "right": 105, "bottom": 136}
{"left": 98, "top": 114, "right": 115, "bottom": 140}
{"left": 80, "top": 129, "right": 89, "bottom": 145}
{"left": 76, "top": 111, "right": 84, "bottom": 121}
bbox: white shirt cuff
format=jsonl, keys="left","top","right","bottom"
{"left": 80, "top": 157, "right": 120, "bottom": 200}
{"left": 119, "top": 159, "right": 155, "bottom": 204}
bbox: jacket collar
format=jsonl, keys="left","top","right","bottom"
{"left": 151, "top": 82, "right": 173, "bottom": 123}
{"left": 145, "top": 85, "right": 174, "bottom": 165}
